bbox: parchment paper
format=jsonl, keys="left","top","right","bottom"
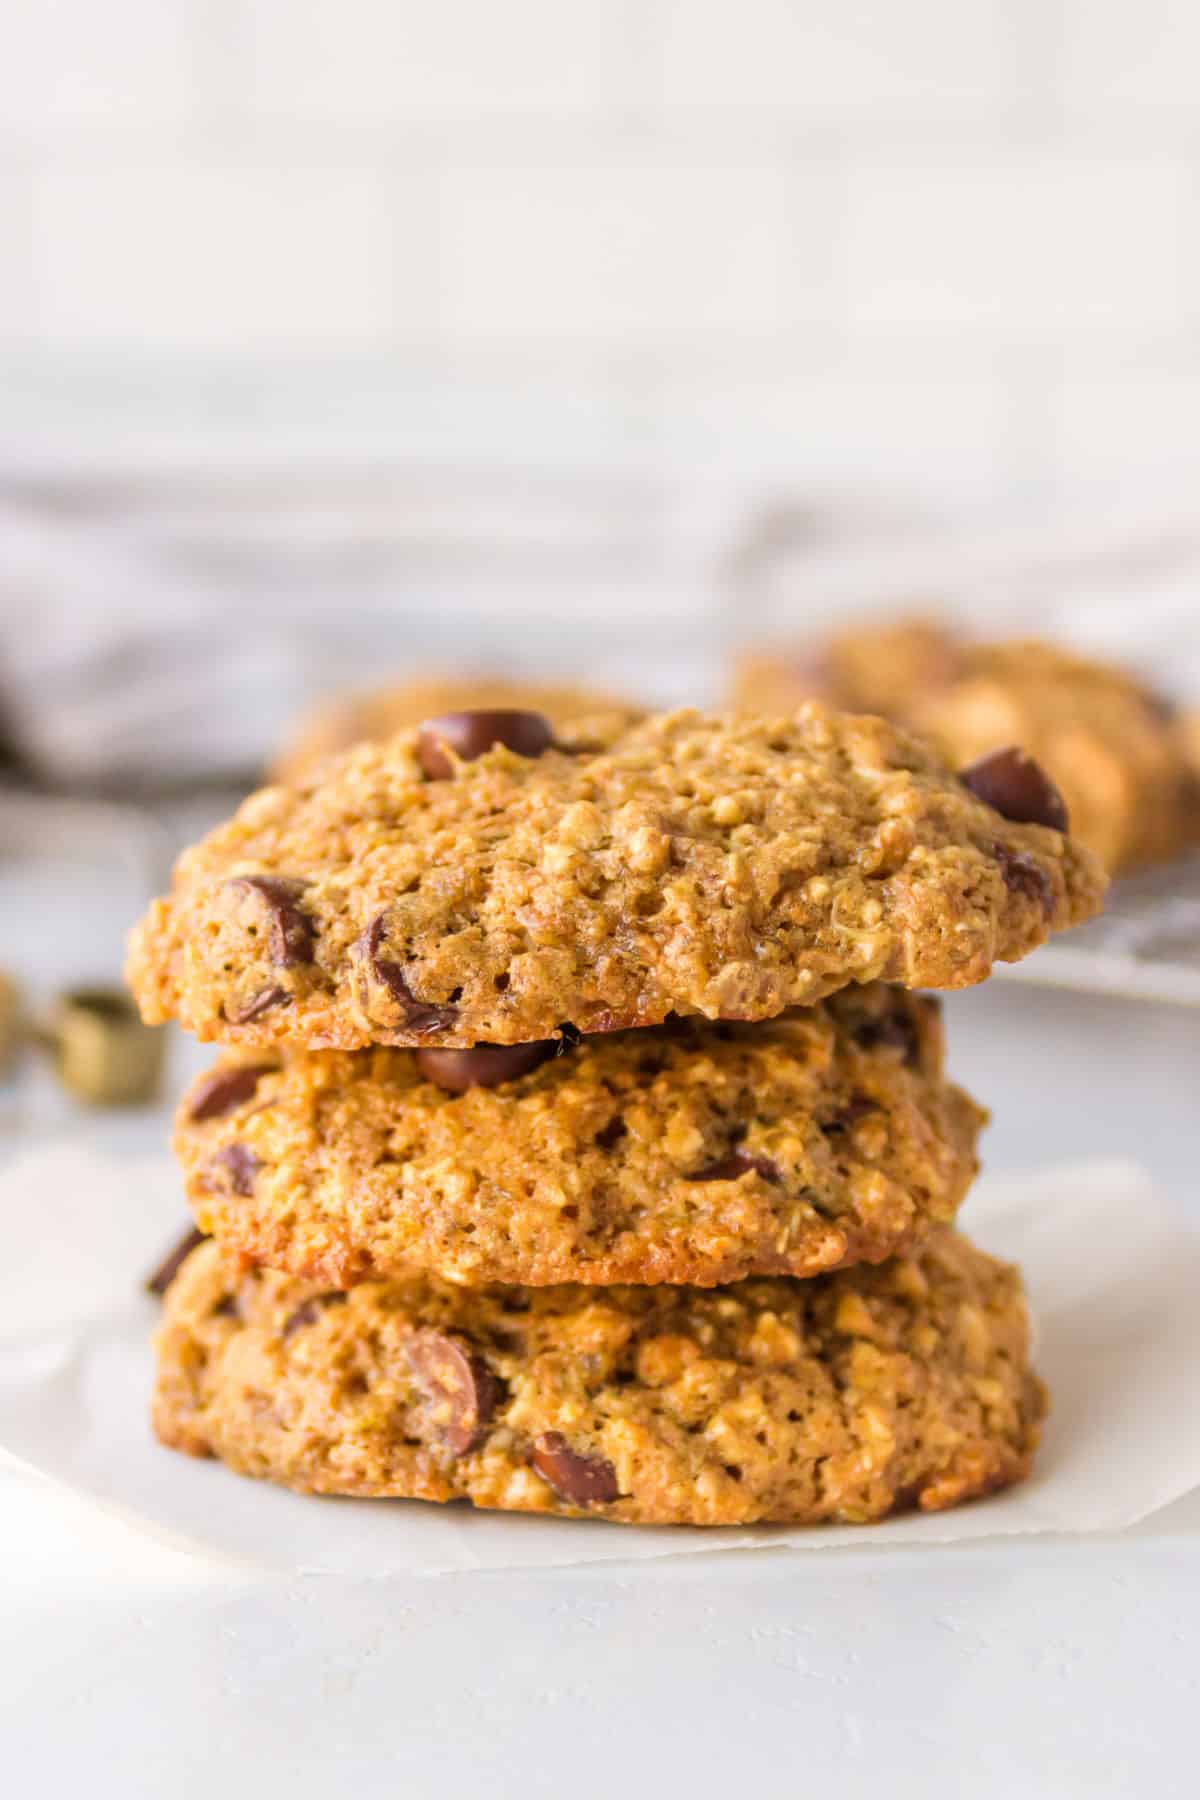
{"left": 2, "top": 1145, "right": 1197, "bottom": 1575}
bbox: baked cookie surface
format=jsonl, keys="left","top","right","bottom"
{"left": 274, "top": 675, "right": 641, "bottom": 785}
{"left": 176, "top": 988, "right": 985, "bottom": 1288}
{"left": 735, "top": 622, "right": 1197, "bottom": 874}
{"left": 128, "top": 706, "right": 1104, "bottom": 1050}
{"left": 154, "top": 1227, "right": 1044, "bottom": 1527}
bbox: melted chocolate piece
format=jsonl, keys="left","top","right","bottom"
{"left": 416, "top": 1041, "right": 555, "bottom": 1093}
{"left": 281, "top": 1293, "right": 348, "bottom": 1340}
{"left": 530, "top": 1431, "right": 620, "bottom": 1505}
{"left": 227, "top": 875, "right": 315, "bottom": 966}
{"left": 994, "top": 844, "right": 1056, "bottom": 920}
{"left": 687, "top": 1148, "right": 781, "bottom": 1183}
{"left": 225, "top": 986, "right": 289, "bottom": 1025}
{"left": 188, "top": 1063, "right": 275, "bottom": 1122}
{"left": 417, "top": 709, "right": 554, "bottom": 780}
{"left": 851, "top": 1009, "right": 919, "bottom": 1067}
{"left": 961, "top": 746, "right": 1069, "bottom": 833}
{"left": 405, "top": 1331, "right": 504, "bottom": 1455}
{"left": 208, "top": 1143, "right": 261, "bottom": 1197}
{"left": 595, "top": 1115, "right": 627, "bottom": 1150}
{"left": 144, "top": 1226, "right": 207, "bottom": 1298}
{"left": 355, "top": 917, "right": 459, "bottom": 1035}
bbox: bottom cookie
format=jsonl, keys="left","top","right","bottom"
{"left": 154, "top": 1230, "right": 1045, "bottom": 1528}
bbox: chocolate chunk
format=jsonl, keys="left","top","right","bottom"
{"left": 416, "top": 1041, "right": 555, "bottom": 1093}
{"left": 961, "top": 746, "right": 1069, "bottom": 833}
{"left": 530, "top": 1432, "right": 620, "bottom": 1505}
{"left": 227, "top": 875, "right": 315, "bottom": 966}
{"left": 208, "top": 1143, "right": 261, "bottom": 1196}
{"left": 281, "top": 1293, "right": 347, "bottom": 1340}
{"left": 687, "top": 1147, "right": 781, "bottom": 1183}
{"left": 405, "top": 1331, "right": 504, "bottom": 1455}
{"left": 595, "top": 1115, "right": 627, "bottom": 1150}
{"left": 355, "top": 917, "right": 459, "bottom": 1035}
{"left": 994, "top": 844, "right": 1055, "bottom": 920}
{"left": 852, "top": 1010, "right": 919, "bottom": 1066}
{"left": 417, "top": 709, "right": 554, "bottom": 780}
{"left": 225, "top": 985, "right": 289, "bottom": 1025}
{"left": 188, "top": 1062, "right": 275, "bottom": 1122}
{"left": 823, "top": 1096, "right": 872, "bottom": 1135}
{"left": 144, "top": 1226, "right": 206, "bottom": 1297}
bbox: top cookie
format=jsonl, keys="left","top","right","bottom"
{"left": 734, "top": 620, "right": 1199, "bottom": 875}
{"left": 273, "top": 673, "right": 642, "bottom": 785}
{"left": 127, "top": 705, "right": 1105, "bottom": 1050}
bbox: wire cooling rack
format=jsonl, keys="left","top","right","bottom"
{"left": 997, "top": 853, "right": 1200, "bottom": 1007}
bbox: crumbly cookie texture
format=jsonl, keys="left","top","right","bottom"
{"left": 154, "top": 1227, "right": 1044, "bottom": 1527}
{"left": 735, "top": 622, "right": 1198, "bottom": 875}
{"left": 128, "top": 707, "right": 1104, "bottom": 1050}
{"left": 273, "top": 675, "right": 642, "bottom": 785}
{"left": 176, "top": 988, "right": 985, "bottom": 1289}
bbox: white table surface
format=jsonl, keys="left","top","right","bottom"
{"left": 3, "top": 977, "right": 1198, "bottom": 1798}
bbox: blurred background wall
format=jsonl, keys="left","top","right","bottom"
{"left": 0, "top": 1, "right": 1196, "bottom": 508}
{"left": 1, "top": 2, "right": 1199, "bottom": 790}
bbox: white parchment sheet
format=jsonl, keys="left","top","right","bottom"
{"left": 1, "top": 1146, "right": 1197, "bottom": 1576}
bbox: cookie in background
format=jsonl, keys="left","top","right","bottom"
{"left": 273, "top": 674, "right": 643, "bottom": 785}
{"left": 733, "top": 618, "right": 1200, "bottom": 876}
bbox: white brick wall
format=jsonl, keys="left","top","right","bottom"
{"left": 843, "top": 152, "right": 1192, "bottom": 336}
{"left": 437, "top": 153, "right": 819, "bottom": 344}
{"left": 31, "top": 159, "right": 404, "bottom": 351}
{"left": 656, "top": 0, "right": 1027, "bottom": 116}
{"left": 0, "top": 0, "right": 1197, "bottom": 513}
{"left": 228, "top": 0, "right": 647, "bottom": 122}
{"left": 0, "top": 0, "right": 196, "bottom": 131}
{"left": 1059, "top": 2, "right": 1200, "bottom": 111}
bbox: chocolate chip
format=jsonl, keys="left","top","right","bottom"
{"left": 994, "top": 844, "right": 1055, "bottom": 920}
{"left": 281, "top": 1293, "right": 347, "bottom": 1340}
{"left": 208, "top": 1143, "right": 261, "bottom": 1196}
{"left": 188, "top": 1063, "right": 275, "bottom": 1122}
{"left": 225, "top": 985, "right": 289, "bottom": 1025}
{"left": 687, "top": 1148, "right": 781, "bottom": 1183}
{"left": 823, "top": 1096, "right": 872, "bottom": 1135}
{"left": 355, "top": 916, "right": 459, "bottom": 1035}
{"left": 144, "top": 1226, "right": 207, "bottom": 1297}
{"left": 530, "top": 1432, "right": 620, "bottom": 1505}
{"left": 405, "top": 1331, "right": 504, "bottom": 1455}
{"left": 416, "top": 1041, "right": 555, "bottom": 1093}
{"left": 961, "top": 746, "right": 1069, "bottom": 833}
{"left": 227, "top": 875, "right": 315, "bottom": 966}
{"left": 417, "top": 709, "right": 554, "bottom": 780}
{"left": 595, "top": 1115, "right": 627, "bottom": 1150}
{"left": 852, "top": 1011, "right": 919, "bottom": 1066}
{"left": 556, "top": 1023, "right": 584, "bottom": 1050}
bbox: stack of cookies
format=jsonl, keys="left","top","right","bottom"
{"left": 128, "top": 705, "right": 1104, "bottom": 1527}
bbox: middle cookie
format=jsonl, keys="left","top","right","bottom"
{"left": 178, "top": 985, "right": 985, "bottom": 1289}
